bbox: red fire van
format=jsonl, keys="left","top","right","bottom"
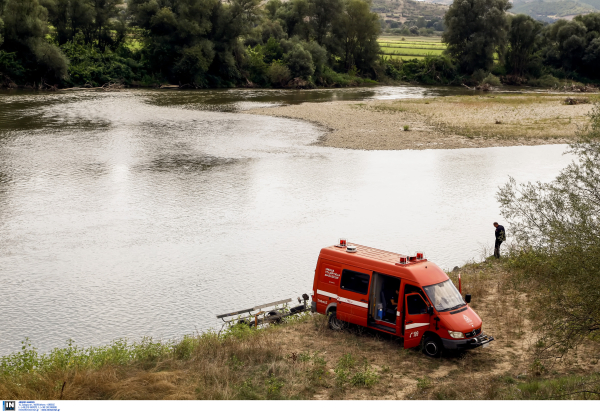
{"left": 311, "top": 241, "right": 494, "bottom": 357}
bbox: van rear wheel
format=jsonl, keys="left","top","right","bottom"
{"left": 422, "top": 336, "right": 442, "bottom": 358}
{"left": 328, "top": 311, "right": 346, "bottom": 331}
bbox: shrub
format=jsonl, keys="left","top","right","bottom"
{"left": 497, "top": 103, "right": 600, "bottom": 361}
{"left": 0, "top": 51, "right": 25, "bottom": 82}
{"left": 284, "top": 44, "right": 315, "bottom": 78}
{"left": 471, "top": 69, "right": 488, "bottom": 83}
{"left": 350, "top": 366, "right": 379, "bottom": 387}
{"left": 267, "top": 62, "right": 292, "bottom": 87}
{"left": 245, "top": 46, "right": 269, "bottom": 85}
{"left": 482, "top": 73, "right": 501, "bottom": 86}
{"left": 528, "top": 74, "right": 560, "bottom": 88}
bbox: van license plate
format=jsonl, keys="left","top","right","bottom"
{"left": 482, "top": 342, "right": 490, "bottom": 348}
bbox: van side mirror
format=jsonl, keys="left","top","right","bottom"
{"left": 465, "top": 294, "right": 471, "bottom": 304}
{"left": 427, "top": 306, "right": 434, "bottom": 315}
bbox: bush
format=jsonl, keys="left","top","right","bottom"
{"left": 471, "top": 69, "right": 488, "bottom": 83}
{"left": 267, "top": 62, "right": 291, "bottom": 87}
{"left": 284, "top": 43, "right": 314, "bottom": 78}
{"left": 245, "top": 46, "right": 269, "bottom": 85}
{"left": 60, "top": 34, "right": 140, "bottom": 87}
{"left": 383, "top": 55, "right": 460, "bottom": 84}
{"left": 0, "top": 51, "right": 25, "bottom": 82}
{"left": 528, "top": 74, "right": 560, "bottom": 88}
{"left": 497, "top": 103, "right": 600, "bottom": 361}
{"left": 481, "top": 73, "right": 501, "bottom": 86}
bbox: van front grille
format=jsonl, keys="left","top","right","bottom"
{"left": 465, "top": 328, "right": 481, "bottom": 338}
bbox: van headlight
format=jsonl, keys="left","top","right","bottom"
{"left": 448, "top": 330, "right": 464, "bottom": 339}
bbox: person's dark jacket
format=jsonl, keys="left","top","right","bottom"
{"left": 495, "top": 225, "right": 506, "bottom": 241}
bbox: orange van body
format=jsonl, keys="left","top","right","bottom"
{"left": 311, "top": 243, "right": 494, "bottom": 356}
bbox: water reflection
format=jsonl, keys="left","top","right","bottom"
{"left": 0, "top": 87, "right": 572, "bottom": 355}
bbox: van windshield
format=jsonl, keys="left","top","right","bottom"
{"left": 423, "top": 280, "right": 465, "bottom": 312}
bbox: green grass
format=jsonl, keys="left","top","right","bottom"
{"left": 379, "top": 43, "right": 445, "bottom": 49}
{"left": 379, "top": 36, "right": 443, "bottom": 43}
{"left": 383, "top": 55, "right": 427, "bottom": 61}
{"left": 378, "top": 36, "right": 446, "bottom": 61}
{"left": 381, "top": 47, "right": 444, "bottom": 55}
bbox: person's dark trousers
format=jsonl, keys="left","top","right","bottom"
{"left": 494, "top": 239, "right": 503, "bottom": 258}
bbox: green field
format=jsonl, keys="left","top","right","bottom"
{"left": 378, "top": 36, "right": 446, "bottom": 61}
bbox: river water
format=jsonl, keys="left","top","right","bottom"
{"left": 0, "top": 86, "right": 573, "bottom": 355}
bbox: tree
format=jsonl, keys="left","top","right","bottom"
{"left": 41, "top": 1, "right": 123, "bottom": 49}
{"left": 1, "top": 0, "right": 69, "bottom": 80}
{"left": 264, "top": 0, "right": 281, "bottom": 19}
{"left": 207, "top": 0, "right": 261, "bottom": 84}
{"left": 443, "top": 0, "right": 511, "bottom": 73}
{"left": 275, "top": 0, "right": 312, "bottom": 41}
{"left": 497, "top": 104, "right": 600, "bottom": 361}
{"left": 129, "top": 0, "right": 259, "bottom": 86}
{"left": 330, "top": 0, "right": 381, "bottom": 74}
{"left": 129, "top": 0, "right": 217, "bottom": 84}
{"left": 583, "top": 37, "right": 600, "bottom": 70}
{"left": 0, "top": 10, "right": 3, "bottom": 48}
{"left": 90, "top": 0, "right": 125, "bottom": 51}
{"left": 309, "top": 0, "right": 342, "bottom": 45}
{"left": 506, "top": 14, "right": 542, "bottom": 76}
{"left": 284, "top": 43, "right": 313, "bottom": 78}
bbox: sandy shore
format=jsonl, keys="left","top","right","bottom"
{"left": 246, "top": 93, "right": 595, "bottom": 150}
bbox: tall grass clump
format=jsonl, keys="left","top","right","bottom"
{"left": 497, "top": 103, "right": 600, "bottom": 363}
{"left": 0, "top": 314, "right": 321, "bottom": 400}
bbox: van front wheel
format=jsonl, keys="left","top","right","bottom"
{"left": 328, "top": 311, "right": 346, "bottom": 331}
{"left": 422, "top": 336, "right": 442, "bottom": 358}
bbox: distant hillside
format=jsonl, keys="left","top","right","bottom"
{"left": 417, "top": 0, "right": 600, "bottom": 22}
{"left": 372, "top": 0, "right": 448, "bottom": 23}
{"left": 579, "top": 0, "right": 600, "bottom": 8}
{"left": 511, "top": 0, "right": 597, "bottom": 21}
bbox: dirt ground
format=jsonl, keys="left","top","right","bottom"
{"left": 246, "top": 94, "right": 597, "bottom": 151}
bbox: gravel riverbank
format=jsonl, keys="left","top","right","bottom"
{"left": 246, "top": 93, "right": 595, "bottom": 150}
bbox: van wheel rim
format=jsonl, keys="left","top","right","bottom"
{"left": 425, "top": 342, "right": 438, "bottom": 356}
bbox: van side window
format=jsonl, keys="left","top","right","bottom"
{"left": 407, "top": 294, "right": 428, "bottom": 315}
{"left": 340, "top": 270, "right": 370, "bottom": 295}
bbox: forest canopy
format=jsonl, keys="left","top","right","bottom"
{"left": 2, "top": 0, "right": 600, "bottom": 88}
{"left": 0, "top": 0, "right": 383, "bottom": 88}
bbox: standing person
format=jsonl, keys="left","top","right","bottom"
{"left": 493, "top": 222, "right": 506, "bottom": 258}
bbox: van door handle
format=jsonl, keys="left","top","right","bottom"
{"left": 406, "top": 321, "right": 414, "bottom": 324}
{"left": 360, "top": 299, "right": 367, "bottom": 302}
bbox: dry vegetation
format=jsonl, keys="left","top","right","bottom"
{"left": 247, "top": 93, "right": 597, "bottom": 150}
{"left": 2, "top": 260, "right": 599, "bottom": 400}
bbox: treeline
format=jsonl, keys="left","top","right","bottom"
{"left": 0, "top": 0, "right": 382, "bottom": 88}
{"left": 385, "top": 0, "right": 600, "bottom": 86}
{"left": 2, "top": 0, "right": 600, "bottom": 89}
{"left": 383, "top": 16, "right": 444, "bottom": 36}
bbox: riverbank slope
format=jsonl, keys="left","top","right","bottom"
{"left": 1, "top": 260, "right": 599, "bottom": 400}
{"left": 247, "top": 94, "right": 596, "bottom": 150}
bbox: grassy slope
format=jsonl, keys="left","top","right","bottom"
{"left": 1, "top": 260, "right": 599, "bottom": 400}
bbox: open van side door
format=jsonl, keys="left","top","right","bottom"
{"left": 403, "top": 293, "right": 431, "bottom": 349}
